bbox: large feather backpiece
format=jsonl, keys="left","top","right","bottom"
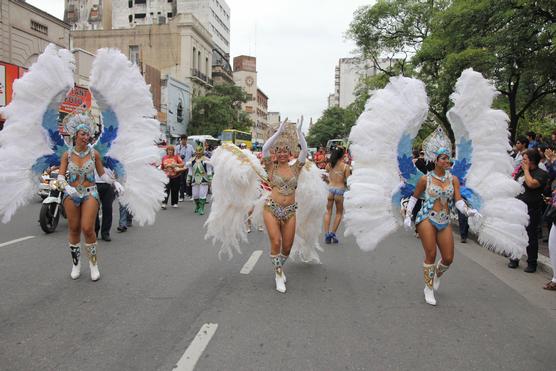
{"left": 447, "top": 68, "right": 528, "bottom": 257}
{"left": 289, "top": 161, "right": 328, "bottom": 263}
{"left": 344, "top": 76, "right": 429, "bottom": 251}
{"left": 89, "top": 48, "right": 167, "bottom": 226}
{"left": 205, "top": 144, "right": 267, "bottom": 259}
{"left": 0, "top": 44, "right": 74, "bottom": 223}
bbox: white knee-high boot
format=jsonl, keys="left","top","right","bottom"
{"left": 423, "top": 263, "right": 436, "bottom": 306}
{"left": 270, "top": 254, "right": 286, "bottom": 293}
{"left": 85, "top": 242, "right": 100, "bottom": 281}
{"left": 69, "top": 244, "right": 81, "bottom": 279}
{"left": 433, "top": 260, "right": 450, "bottom": 291}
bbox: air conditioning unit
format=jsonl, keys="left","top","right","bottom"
{"left": 158, "top": 16, "right": 166, "bottom": 24}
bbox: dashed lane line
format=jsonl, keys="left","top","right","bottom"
{"left": 174, "top": 323, "right": 218, "bottom": 371}
{"left": 240, "top": 250, "right": 263, "bottom": 274}
{"left": 0, "top": 236, "right": 35, "bottom": 248}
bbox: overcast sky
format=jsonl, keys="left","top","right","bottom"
{"left": 27, "top": 0, "right": 374, "bottom": 127}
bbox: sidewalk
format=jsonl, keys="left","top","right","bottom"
{"left": 537, "top": 224, "right": 553, "bottom": 276}
{"left": 457, "top": 221, "right": 553, "bottom": 278}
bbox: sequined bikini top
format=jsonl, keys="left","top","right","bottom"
{"left": 270, "top": 164, "right": 300, "bottom": 196}
{"left": 425, "top": 171, "right": 454, "bottom": 206}
{"left": 67, "top": 146, "right": 96, "bottom": 185}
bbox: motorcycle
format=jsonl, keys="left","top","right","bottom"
{"left": 39, "top": 173, "right": 66, "bottom": 233}
{"left": 38, "top": 172, "right": 52, "bottom": 200}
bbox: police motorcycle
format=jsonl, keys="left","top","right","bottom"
{"left": 39, "top": 169, "right": 66, "bottom": 233}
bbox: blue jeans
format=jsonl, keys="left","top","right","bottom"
{"left": 118, "top": 202, "right": 132, "bottom": 228}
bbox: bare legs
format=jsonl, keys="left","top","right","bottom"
{"left": 416, "top": 220, "right": 454, "bottom": 305}
{"left": 63, "top": 197, "right": 100, "bottom": 281}
{"left": 263, "top": 209, "right": 296, "bottom": 293}
{"left": 323, "top": 195, "right": 344, "bottom": 243}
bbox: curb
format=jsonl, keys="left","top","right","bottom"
{"left": 454, "top": 222, "right": 553, "bottom": 278}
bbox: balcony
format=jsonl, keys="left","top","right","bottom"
{"left": 190, "top": 68, "right": 213, "bottom": 87}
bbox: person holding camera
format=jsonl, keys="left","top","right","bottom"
{"left": 175, "top": 134, "right": 194, "bottom": 201}
{"left": 508, "top": 149, "right": 549, "bottom": 272}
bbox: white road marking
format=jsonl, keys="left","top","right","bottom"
{"left": 240, "top": 250, "right": 263, "bottom": 274}
{"left": 0, "top": 236, "right": 35, "bottom": 248}
{"left": 174, "top": 323, "right": 218, "bottom": 371}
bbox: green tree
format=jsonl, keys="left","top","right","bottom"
{"left": 416, "top": 0, "right": 556, "bottom": 140}
{"left": 188, "top": 83, "right": 252, "bottom": 136}
{"left": 348, "top": 0, "right": 556, "bottom": 141}
{"left": 307, "top": 106, "right": 356, "bottom": 147}
{"left": 348, "top": 0, "right": 454, "bottom": 137}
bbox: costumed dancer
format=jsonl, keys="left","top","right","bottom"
{"left": 0, "top": 45, "right": 167, "bottom": 281}
{"left": 187, "top": 141, "right": 213, "bottom": 215}
{"left": 205, "top": 117, "right": 327, "bottom": 293}
{"left": 57, "top": 114, "right": 124, "bottom": 280}
{"left": 344, "top": 69, "right": 529, "bottom": 306}
{"left": 404, "top": 128, "right": 480, "bottom": 305}
{"left": 323, "top": 145, "right": 350, "bottom": 244}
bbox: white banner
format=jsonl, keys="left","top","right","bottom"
{"left": 0, "top": 64, "right": 6, "bottom": 107}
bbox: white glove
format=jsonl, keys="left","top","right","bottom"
{"left": 114, "top": 181, "right": 125, "bottom": 195}
{"left": 456, "top": 199, "right": 481, "bottom": 218}
{"left": 467, "top": 208, "right": 481, "bottom": 218}
{"left": 64, "top": 184, "right": 79, "bottom": 198}
{"left": 404, "top": 215, "right": 413, "bottom": 232}
{"left": 297, "top": 116, "right": 308, "bottom": 163}
{"left": 403, "top": 196, "right": 418, "bottom": 232}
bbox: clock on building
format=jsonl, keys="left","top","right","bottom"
{"left": 245, "top": 76, "right": 254, "bottom": 87}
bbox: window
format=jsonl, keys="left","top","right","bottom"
{"left": 192, "top": 47, "right": 196, "bottom": 70}
{"left": 167, "top": 12, "right": 173, "bottom": 18}
{"left": 135, "top": 0, "right": 147, "bottom": 4}
{"left": 197, "top": 51, "right": 201, "bottom": 70}
{"left": 135, "top": 13, "right": 146, "bottom": 19}
{"left": 129, "top": 45, "right": 140, "bottom": 65}
{"left": 128, "top": 14, "right": 133, "bottom": 22}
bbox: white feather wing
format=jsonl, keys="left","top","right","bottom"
{"left": 205, "top": 145, "right": 266, "bottom": 259}
{"left": 290, "top": 162, "right": 328, "bottom": 263}
{"left": 0, "top": 44, "right": 74, "bottom": 223}
{"left": 89, "top": 48, "right": 167, "bottom": 226}
{"left": 447, "top": 68, "right": 528, "bottom": 257}
{"left": 344, "top": 76, "right": 429, "bottom": 251}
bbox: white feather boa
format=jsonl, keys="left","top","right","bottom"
{"left": 344, "top": 76, "right": 429, "bottom": 251}
{"left": 205, "top": 145, "right": 327, "bottom": 262}
{"left": 90, "top": 48, "right": 167, "bottom": 226}
{"left": 0, "top": 45, "right": 74, "bottom": 223}
{"left": 447, "top": 68, "right": 528, "bottom": 257}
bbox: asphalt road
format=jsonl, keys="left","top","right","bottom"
{"left": 1, "top": 197, "right": 555, "bottom": 371}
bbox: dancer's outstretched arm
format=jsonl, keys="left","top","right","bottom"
{"left": 262, "top": 118, "right": 288, "bottom": 158}
{"left": 296, "top": 116, "right": 308, "bottom": 164}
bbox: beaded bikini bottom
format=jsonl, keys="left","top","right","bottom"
{"left": 264, "top": 197, "right": 297, "bottom": 222}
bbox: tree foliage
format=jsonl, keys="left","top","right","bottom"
{"left": 188, "top": 84, "right": 252, "bottom": 136}
{"left": 348, "top": 0, "right": 556, "bottom": 141}
{"left": 306, "top": 106, "right": 358, "bottom": 147}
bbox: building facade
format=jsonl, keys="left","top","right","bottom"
{"left": 267, "top": 111, "right": 280, "bottom": 130}
{"left": 175, "top": 0, "right": 230, "bottom": 57}
{"left": 109, "top": 0, "right": 229, "bottom": 58}
{"left": 64, "top": 0, "right": 112, "bottom": 30}
{"left": 329, "top": 57, "right": 395, "bottom": 109}
{"left": 0, "top": 0, "right": 71, "bottom": 109}
{"left": 233, "top": 55, "right": 272, "bottom": 143}
{"left": 256, "top": 88, "right": 269, "bottom": 143}
{"left": 72, "top": 13, "right": 212, "bottom": 138}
